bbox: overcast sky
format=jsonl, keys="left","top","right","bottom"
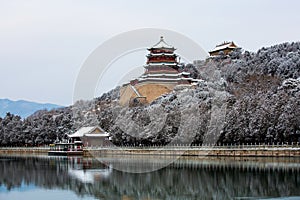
{"left": 0, "top": 0, "right": 299, "bottom": 106}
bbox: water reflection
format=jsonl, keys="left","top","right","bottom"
{"left": 0, "top": 154, "right": 300, "bottom": 200}
{"left": 68, "top": 157, "right": 112, "bottom": 183}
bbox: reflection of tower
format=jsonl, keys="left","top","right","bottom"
{"left": 119, "top": 36, "right": 201, "bottom": 106}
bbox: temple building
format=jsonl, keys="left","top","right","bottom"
{"left": 141, "top": 36, "right": 192, "bottom": 85}
{"left": 209, "top": 41, "right": 239, "bottom": 57}
{"left": 68, "top": 126, "right": 110, "bottom": 147}
{"left": 119, "top": 36, "right": 201, "bottom": 106}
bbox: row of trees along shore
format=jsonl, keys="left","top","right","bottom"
{"left": 0, "top": 42, "right": 299, "bottom": 147}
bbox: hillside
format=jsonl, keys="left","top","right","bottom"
{"left": 0, "top": 42, "right": 299, "bottom": 146}
{"left": 0, "top": 99, "right": 62, "bottom": 118}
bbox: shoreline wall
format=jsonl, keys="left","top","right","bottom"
{"left": 1, "top": 146, "right": 300, "bottom": 157}
{"left": 0, "top": 147, "right": 49, "bottom": 154}
{"left": 86, "top": 147, "right": 300, "bottom": 157}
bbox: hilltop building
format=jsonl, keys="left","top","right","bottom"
{"left": 209, "top": 41, "right": 239, "bottom": 57}
{"left": 119, "top": 36, "right": 201, "bottom": 106}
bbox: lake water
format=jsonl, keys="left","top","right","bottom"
{"left": 0, "top": 154, "right": 300, "bottom": 200}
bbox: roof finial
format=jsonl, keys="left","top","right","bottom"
{"left": 151, "top": 36, "right": 174, "bottom": 49}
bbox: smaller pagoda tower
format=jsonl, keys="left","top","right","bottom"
{"left": 209, "top": 41, "right": 239, "bottom": 57}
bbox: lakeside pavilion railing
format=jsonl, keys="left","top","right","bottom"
{"left": 0, "top": 146, "right": 50, "bottom": 150}
{"left": 84, "top": 142, "right": 300, "bottom": 150}
{"left": 0, "top": 143, "right": 299, "bottom": 150}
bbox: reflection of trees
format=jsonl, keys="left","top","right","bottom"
{"left": 0, "top": 156, "right": 96, "bottom": 198}
{"left": 98, "top": 159, "right": 300, "bottom": 200}
{"left": 0, "top": 156, "right": 300, "bottom": 199}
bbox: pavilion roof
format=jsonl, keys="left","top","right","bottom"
{"left": 209, "top": 41, "right": 238, "bottom": 53}
{"left": 68, "top": 126, "right": 108, "bottom": 138}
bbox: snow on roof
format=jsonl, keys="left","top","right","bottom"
{"left": 140, "top": 77, "right": 192, "bottom": 81}
{"left": 209, "top": 41, "right": 238, "bottom": 53}
{"left": 151, "top": 36, "right": 174, "bottom": 49}
{"left": 84, "top": 133, "right": 109, "bottom": 137}
{"left": 68, "top": 126, "right": 107, "bottom": 138}
{"left": 147, "top": 53, "right": 175, "bottom": 56}
{"left": 145, "top": 62, "right": 178, "bottom": 66}
{"left": 191, "top": 78, "right": 204, "bottom": 83}
{"left": 139, "top": 72, "right": 193, "bottom": 82}
{"left": 182, "top": 72, "right": 190, "bottom": 75}
{"left": 143, "top": 73, "right": 185, "bottom": 77}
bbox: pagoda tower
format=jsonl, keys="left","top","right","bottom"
{"left": 145, "top": 36, "right": 179, "bottom": 74}
{"left": 119, "top": 36, "right": 200, "bottom": 106}
{"left": 139, "top": 36, "right": 191, "bottom": 84}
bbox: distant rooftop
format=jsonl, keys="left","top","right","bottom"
{"left": 209, "top": 41, "right": 238, "bottom": 53}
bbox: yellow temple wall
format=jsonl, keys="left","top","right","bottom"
{"left": 119, "top": 82, "right": 176, "bottom": 106}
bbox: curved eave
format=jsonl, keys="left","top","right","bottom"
{"left": 147, "top": 53, "right": 177, "bottom": 57}
{"left": 147, "top": 47, "right": 176, "bottom": 51}
{"left": 144, "top": 63, "right": 178, "bottom": 67}
{"left": 209, "top": 47, "right": 239, "bottom": 54}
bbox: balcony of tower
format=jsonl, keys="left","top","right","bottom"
{"left": 149, "top": 49, "right": 175, "bottom": 54}
{"left": 147, "top": 54, "right": 178, "bottom": 63}
{"left": 145, "top": 62, "right": 179, "bottom": 69}
{"left": 147, "top": 58, "right": 177, "bottom": 64}
{"left": 144, "top": 66, "right": 179, "bottom": 74}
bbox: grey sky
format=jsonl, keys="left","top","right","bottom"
{"left": 0, "top": 0, "right": 299, "bottom": 106}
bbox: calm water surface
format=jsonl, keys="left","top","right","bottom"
{"left": 0, "top": 154, "right": 300, "bottom": 200}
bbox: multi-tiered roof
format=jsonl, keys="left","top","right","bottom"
{"left": 137, "top": 36, "right": 194, "bottom": 85}
{"left": 145, "top": 36, "right": 178, "bottom": 74}
{"left": 120, "top": 37, "right": 202, "bottom": 105}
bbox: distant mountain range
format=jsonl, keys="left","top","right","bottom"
{"left": 0, "top": 99, "right": 62, "bottom": 118}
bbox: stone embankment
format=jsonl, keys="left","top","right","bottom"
{"left": 85, "top": 145, "right": 300, "bottom": 157}
{"left": 1, "top": 145, "right": 300, "bottom": 157}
